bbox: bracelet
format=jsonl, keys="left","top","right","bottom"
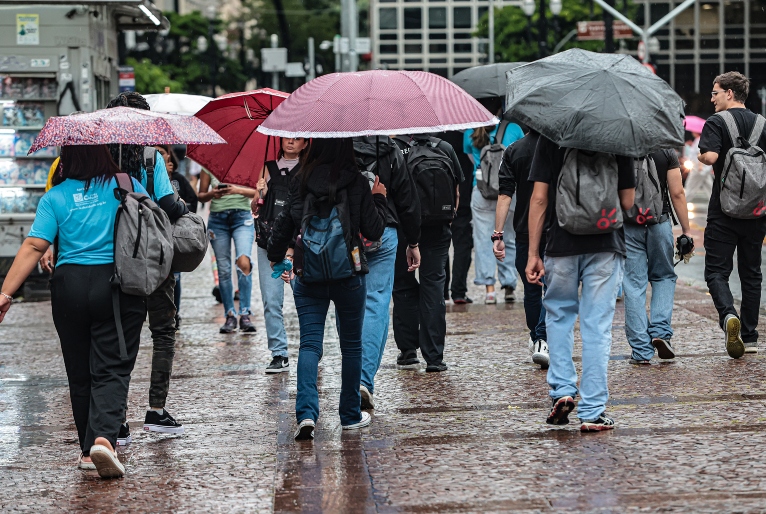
{"left": 493, "top": 230, "right": 504, "bottom": 234}
{"left": 408, "top": 243, "right": 419, "bottom": 249}
{"left": 1, "top": 292, "right": 12, "bottom": 303}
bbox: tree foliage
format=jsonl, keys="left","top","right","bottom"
{"left": 126, "top": 57, "right": 184, "bottom": 94}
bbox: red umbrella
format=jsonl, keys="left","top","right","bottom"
{"left": 257, "top": 70, "right": 497, "bottom": 138}
{"left": 186, "top": 88, "right": 289, "bottom": 189}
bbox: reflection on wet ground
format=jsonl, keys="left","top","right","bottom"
{"left": 2, "top": 235, "right": 766, "bottom": 512}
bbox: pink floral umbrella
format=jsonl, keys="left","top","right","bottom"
{"left": 28, "top": 106, "right": 225, "bottom": 154}
{"left": 257, "top": 70, "right": 498, "bottom": 138}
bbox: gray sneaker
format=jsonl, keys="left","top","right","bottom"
{"left": 652, "top": 338, "right": 675, "bottom": 360}
{"left": 724, "top": 314, "right": 745, "bottom": 359}
{"left": 219, "top": 315, "right": 238, "bottom": 334}
{"left": 744, "top": 342, "right": 758, "bottom": 354}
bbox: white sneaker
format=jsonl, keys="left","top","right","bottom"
{"left": 532, "top": 339, "right": 550, "bottom": 368}
{"left": 528, "top": 337, "right": 534, "bottom": 353}
{"left": 89, "top": 444, "right": 125, "bottom": 478}
{"left": 294, "top": 419, "right": 315, "bottom": 440}
{"left": 342, "top": 411, "right": 371, "bottom": 430}
{"left": 485, "top": 291, "right": 497, "bottom": 304}
{"left": 360, "top": 385, "right": 375, "bottom": 410}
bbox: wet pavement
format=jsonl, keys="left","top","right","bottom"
{"left": 3, "top": 227, "right": 766, "bottom": 512}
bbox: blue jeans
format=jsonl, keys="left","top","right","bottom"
{"left": 360, "top": 227, "right": 398, "bottom": 394}
{"left": 515, "top": 239, "right": 547, "bottom": 342}
{"left": 294, "top": 274, "right": 366, "bottom": 426}
{"left": 471, "top": 187, "right": 517, "bottom": 289}
{"left": 623, "top": 220, "right": 676, "bottom": 360}
{"left": 257, "top": 246, "right": 290, "bottom": 358}
{"left": 544, "top": 252, "right": 623, "bottom": 422}
{"left": 207, "top": 210, "right": 255, "bottom": 317}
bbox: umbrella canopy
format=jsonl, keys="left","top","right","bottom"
{"left": 684, "top": 115, "right": 706, "bottom": 134}
{"left": 29, "top": 106, "right": 225, "bottom": 154}
{"left": 186, "top": 88, "right": 289, "bottom": 189}
{"left": 145, "top": 93, "right": 212, "bottom": 116}
{"left": 258, "top": 70, "right": 497, "bottom": 138}
{"left": 505, "top": 49, "right": 685, "bottom": 158}
{"left": 451, "top": 62, "right": 527, "bottom": 99}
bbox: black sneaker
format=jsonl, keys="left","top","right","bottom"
{"left": 452, "top": 297, "right": 473, "bottom": 304}
{"left": 581, "top": 412, "right": 615, "bottom": 432}
{"left": 143, "top": 409, "right": 184, "bottom": 434}
{"left": 239, "top": 314, "right": 256, "bottom": 333}
{"left": 116, "top": 422, "right": 131, "bottom": 446}
{"left": 503, "top": 286, "right": 515, "bottom": 302}
{"left": 266, "top": 356, "right": 289, "bottom": 374}
{"left": 425, "top": 362, "right": 448, "bottom": 372}
{"left": 396, "top": 350, "right": 420, "bottom": 369}
{"left": 546, "top": 396, "right": 575, "bottom": 425}
{"left": 212, "top": 285, "right": 222, "bottom": 303}
{"left": 652, "top": 338, "right": 675, "bottom": 360}
{"left": 220, "top": 315, "right": 237, "bottom": 334}
{"left": 174, "top": 314, "right": 181, "bottom": 332}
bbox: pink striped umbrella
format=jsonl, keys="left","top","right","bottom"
{"left": 28, "top": 106, "right": 225, "bottom": 154}
{"left": 257, "top": 70, "right": 498, "bottom": 138}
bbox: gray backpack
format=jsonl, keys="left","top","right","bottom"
{"left": 477, "top": 121, "right": 509, "bottom": 200}
{"left": 718, "top": 110, "right": 766, "bottom": 219}
{"left": 111, "top": 173, "right": 174, "bottom": 358}
{"left": 556, "top": 149, "right": 622, "bottom": 235}
{"left": 624, "top": 156, "right": 664, "bottom": 225}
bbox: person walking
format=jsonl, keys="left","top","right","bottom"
{"left": 267, "top": 138, "right": 388, "bottom": 440}
{"left": 197, "top": 168, "right": 258, "bottom": 334}
{"left": 252, "top": 136, "right": 308, "bottom": 373}
{"left": 464, "top": 121, "right": 524, "bottom": 304}
{"left": 698, "top": 71, "right": 766, "bottom": 358}
{"left": 493, "top": 130, "right": 549, "bottom": 368}
{"left": 0, "top": 145, "right": 147, "bottom": 478}
{"left": 623, "top": 150, "right": 692, "bottom": 364}
{"left": 527, "top": 136, "right": 635, "bottom": 431}
{"left": 392, "top": 134, "right": 463, "bottom": 372}
{"left": 106, "top": 92, "right": 189, "bottom": 439}
{"left": 353, "top": 136, "right": 421, "bottom": 409}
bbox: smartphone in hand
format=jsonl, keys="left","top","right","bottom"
{"left": 216, "top": 183, "right": 230, "bottom": 189}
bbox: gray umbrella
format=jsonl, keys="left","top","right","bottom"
{"left": 505, "top": 49, "right": 685, "bottom": 158}
{"left": 451, "top": 62, "right": 527, "bottom": 99}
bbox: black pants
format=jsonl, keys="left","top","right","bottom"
{"left": 515, "top": 238, "right": 547, "bottom": 342}
{"left": 704, "top": 217, "right": 766, "bottom": 342}
{"left": 444, "top": 208, "right": 473, "bottom": 300}
{"left": 393, "top": 223, "right": 451, "bottom": 365}
{"left": 148, "top": 274, "right": 177, "bottom": 408}
{"left": 51, "top": 264, "right": 146, "bottom": 453}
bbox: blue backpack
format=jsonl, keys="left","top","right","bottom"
{"left": 299, "top": 187, "right": 362, "bottom": 283}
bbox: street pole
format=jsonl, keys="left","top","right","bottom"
{"left": 333, "top": 34, "right": 341, "bottom": 72}
{"left": 270, "top": 33, "right": 279, "bottom": 90}
{"left": 209, "top": 21, "right": 217, "bottom": 97}
{"left": 308, "top": 37, "right": 316, "bottom": 81}
{"left": 604, "top": 0, "right": 615, "bottom": 53}
{"left": 488, "top": 0, "right": 495, "bottom": 64}
{"left": 759, "top": 87, "right": 766, "bottom": 117}
{"left": 538, "top": 0, "right": 548, "bottom": 58}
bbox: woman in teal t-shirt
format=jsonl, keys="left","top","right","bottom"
{"left": 0, "top": 145, "right": 147, "bottom": 479}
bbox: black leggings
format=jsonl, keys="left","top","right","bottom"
{"left": 50, "top": 264, "right": 146, "bottom": 453}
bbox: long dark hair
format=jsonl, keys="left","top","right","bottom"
{"left": 52, "top": 145, "right": 121, "bottom": 190}
{"left": 155, "top": 144, "right": 179, "bottom": 175}
{"left": 299, "top": 138, "right": 357, "bottom": 198}
{"left": 106, "top": 92, "right": 150, "bottom": 181}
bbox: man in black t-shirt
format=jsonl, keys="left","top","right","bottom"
{"left": 623, "top": 150, "right": 692, "bottom": 364}
{"left": 527, "top": 136, "right": 635, "bottom": 431}
{"left": 698, "top": 71, "right": 766, "bottom": 358}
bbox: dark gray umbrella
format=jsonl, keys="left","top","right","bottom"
{"left": 451, "top": 62, "right": 527, "bottom": 99}
{"left": 504, "top": 49, "right": 685, "bottom": 158}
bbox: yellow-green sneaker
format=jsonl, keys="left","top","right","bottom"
{"left": 724, "top": 314, "right": 745, "bottom": 359}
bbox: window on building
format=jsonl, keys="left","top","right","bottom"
{"left": 404, "top": 7, "right": 422, "bottom": 29}
{"left": 405, "top": 33, "right": 421, "bottom": 39}
{"left": 379, "top": 33, "right": 397, "bottom": 40}
{"left": 454, "top": 32, "right": 471, "bottom": 39}
{"left": 430, "top": 58, "right": 447, "bottom": 63}
{"left": 405, "top": 58, "right": 422, "bottom": 64}
{"left": 430, "top": 32, "right": 447, "bottom": 40}
{"left": 380, "top": 44, "right": 398, "bottom": 54}
{"left": 455, "top": 57, "right": 473, "bottom": 63}
{"left": 430, "top": 68, "right": 449, "bottom": 77}
{"left": 454, "top": 42, "right": 473, "bottom": 53}
{"left": 379, "top": 8, "right": 397, "bottom": 30}
{"left": 454, "top": 7, "right": 471, "bottom": 28}
{"left": 430, "top": 43, "right": 447, "bottom": 53}
{"left": 404, "top": 43, "right": 423, "bottom": 53}
{"left": 478, "top": 6, "right": 487, "bottom": 21}
{"left": 725, "top": 1, "right": 745, "bottom": 24}
{"left": 429, "top": 7, "right": 447, "bottom": 29}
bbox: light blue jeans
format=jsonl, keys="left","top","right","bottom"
{"left": 208, "top": 209, "right": 255, "bottom": 317}
{"left": 623, "top": 220, "right": 676, "bottom": 361}
{"left": 257, "top": 246, "right": 291, "bottom": 358}
{"left": 360, "top": 227, "right": 398, "bottom": 394}
{"left": 470, "top": 186, "right": 517, "bottom": 289}
{"left": 544, "top": 252, "right": 623, "bottom": 422}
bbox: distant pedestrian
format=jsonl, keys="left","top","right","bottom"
{"left": 623, "top": 150, "right": 692, "bottom": 364}
{"left": 464, "top": 120, "right": 524, "bottom": 304}
{"left": 527, "top": 136, "right": 635, "bottom": 431}
{"left": 0, "top": 145, "right": 148, "bottom": 478}
{"left": 698, "top": 71, "right": 766, "bottom": 358}
{"left": 494, "top": 130, "right": 549, "bottom": 368}
{"left": 267, "top": 138, "right": 388, "bottom": 440}
{"left": 392, "top": 134, "right": 463, "bottom": 372}
{"left": 353, "top": 135, "right": 421, "bottom": 409}
{"left": 252, "top": 136, "right": 308, "bottom": 374}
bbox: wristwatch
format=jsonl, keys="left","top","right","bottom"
{"left": 490, "top": 233, "right": 503, "bottom": 242}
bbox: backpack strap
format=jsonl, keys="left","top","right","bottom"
{"left": 493, "top": 120, "right": 509, "bottom": 145}
{"left": 115, "top": 173, "right": 134, "bottom": 193}
{"left": 717, "top": 110, "right": 743, "bottom": 148}
{"left": 266, "top": 160, "right": 280, "bottom": 178}
{"left": 749, "top": 114, "right": 766, "bottom": 147}
{"left": 143, "top": 147, "right": 156, "bottom": 197}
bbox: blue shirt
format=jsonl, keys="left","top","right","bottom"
{"left": 139, "top": 151, "right": 174, "bottom": 202}
{"left": 28, "top": 176, "right": 147, "bottom": 266}
{"left": 463, "top": 123, "right": 525, "bottom": 186}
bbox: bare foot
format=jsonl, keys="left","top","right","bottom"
{"left": 486, "top": 285, "right": 495, "bottom": 293}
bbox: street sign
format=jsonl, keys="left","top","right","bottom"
{"left": 339, "top": 37, "right": 350, "bottom": 54}
{"left": 261, "top": 48, "right": 287, "bottom": 72}
{"left": 576, "top": 21, "right": 634, "bottom": 41}
{"left": 118, "top": 66, "right": 135, "bottom": 92}
{"left": 285, "top": 62, "right": 306, "bottom": 77}
{"left": 355, "top": 37, "right": 371, "bottom": 54}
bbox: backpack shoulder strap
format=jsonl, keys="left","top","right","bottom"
{"left": 266, "top": 160, "right": 280, "bottom": 178}
{"left": 115, "top": 172, "right": 134, "bottom": 193}
{"left": 717, "top": 110, "right": 742, "bottom": 148}
{"left": 494, "top": 120, "right": 509, "bottom": 145}
{"left": 749, "top": 114, "right": 766, "bottom": 147}
{"left": 143, "top": 147, "right": 156, "bottom": 197}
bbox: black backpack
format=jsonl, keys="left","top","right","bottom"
{"left": 397, "top": 136, "right": 456, "bottom": 224}
{"left": 256, "top": 161, "right": 297, "bottom": 249}
{"left": 354, "top": 137, "right": 399, "bottom": 252}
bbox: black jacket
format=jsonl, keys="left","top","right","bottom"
{"left": 353, "top": 136, "right": 421, "bottom": 245}
{"left": 266, "top": 164, "right": 388, "bottom": 265}
{"left": 171, "top": 171, "right": 198, "bottom": 213}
